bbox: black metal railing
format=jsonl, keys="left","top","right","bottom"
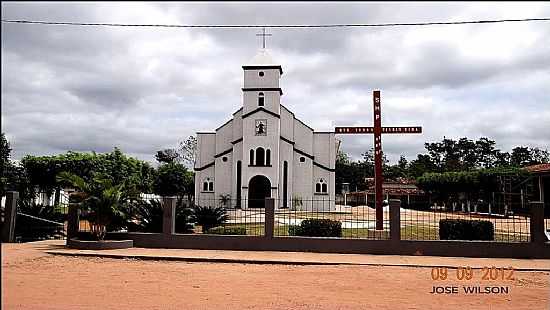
{"left": 69, "top": 195, "right": 543, "bottom": 243}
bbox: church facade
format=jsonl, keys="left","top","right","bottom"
{"left": 194, "top": 50, "right": 340, "bottom": 210}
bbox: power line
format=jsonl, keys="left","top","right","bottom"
{"left": 1, "top": 17, "right": 550, "bottom": 29}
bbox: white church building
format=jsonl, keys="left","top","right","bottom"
{"left": 194, "top": 49, "right": 340, "bottom": 210}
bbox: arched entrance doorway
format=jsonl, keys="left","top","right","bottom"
{"left": 248, "top": 175, "right": 271, "bottom": 208}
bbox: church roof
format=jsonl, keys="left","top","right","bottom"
{"left": 524, "top": 163, "right": 550, "bottom": 174}
{"left": 249, "top": 48, "right": 277, "bottom": 65}
{"left": 243, "top": 49, "right": 283, "bottom": 74}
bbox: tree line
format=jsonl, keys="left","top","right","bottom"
{"left": 336, "top": 136, "right": 549, "bottom": 193}
{"left": 0, "top": 133, "right": 197, "bottom": 204}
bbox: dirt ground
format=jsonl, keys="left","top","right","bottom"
{"left": 2, "top": 243, "right": 549, "bottom": 310}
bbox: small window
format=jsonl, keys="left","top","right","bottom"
{"left": 250, "top": 149, "right": 254, "bottom": 165}
{"left": 258, "top": 92, "right": 265, "bottom": 106}
{"left": 300, "top": 157, "right": 305, "bottom": 163}
{"left": 208, "top": 182, "right": 214, "bottom": 192}
{"left": 322, "top": 183, "right": 327, "bottom": 193}
{"left": 222, "top": 156, "right": 228, "bottom": 162}
{"left": 259, "top": 71, "right": 264, "bottom": 77}
{"left": 203, "top": 182, "right": 208, "bottom": 191}
{"left": 315, "top": 183, "right": 321, "bottom": 193}
{"left": 266, "top": 149, "right": 271, "bottom": 166}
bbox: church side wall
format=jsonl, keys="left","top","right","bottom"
{"left": 232, "top": 111, "right": 243, "bottom": 141}
{"left": 195, "top": 134, "right": 216, "bottom": 207}
{"left": 215, "top": 120, "right": 233, "bottom": 154}
{"left": 293, "top": 119, "right": 313, "bottom": 155}
{"left": 280, "top": 106, "right": 294, "bottom": 139}
{"left": 292, "top": 151, "right": 313, "bottom": 210}
{"left": 312, "top": 133, "right": 336, "bottom": 211}
{"left": 214, "top": 152, "right": 232, "bottom": 205}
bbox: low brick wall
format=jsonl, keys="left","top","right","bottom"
{"left": 107, "top": 232, "right": 550, "bottom": 259}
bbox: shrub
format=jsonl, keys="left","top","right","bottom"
{"left": 125, "top": 199, "right": 193, "bottom": 233}
{"left": 289, "top": 219, "right": 342, "bottom": 237}
{"left": 287, "top": 225, "right": 302, "bottom": 236}
{"left": 191, "top": 205, "right": 229, "bottom": 233}
{"left": 207, "top": 226, "right": 246, "bottom": 235}
{"left": 439, "top": 219, "right": 494, "bottom": 241}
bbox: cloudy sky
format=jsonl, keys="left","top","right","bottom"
{"left": 2, "top": 2, "right": 550, "bottom": 164}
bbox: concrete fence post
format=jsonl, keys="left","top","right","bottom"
{"left": 1, "top": 191, "right": 19, "bottom": 243}
{"left": 264, "top": 198, "right": 275, "bottom": 238}
{"left": 66, "top": 203, "right": 79, "bottom": 240}
{"left": 389, "top": 199, "right": 401, "bottom": 242}
{"left": 162, "top": 197, "right": 176, "bottom": 235}
{"left": 529, "top": 201, "right": 548, "bottom": 244}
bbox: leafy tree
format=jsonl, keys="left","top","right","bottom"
{"left": 153, "top": 163, "right": 193, "bottom": 198}
{"left": 21, "top": 148, "right": 155, "bottom": 202}
{"left": 511, "top": 146, "right": 549, "bottom": 167}
{"left": 155, "top": 149, "right": 179, "bottom": 164}
{"left": 408, "top": 154, "right": 437, "bottom": 178}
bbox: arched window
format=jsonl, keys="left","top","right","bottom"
{"left": 255, "top": 147, "right": 265, "bottom": 166}
{"left": 266, "top": 149, "right": 271, "bottom": 166}
{"left": 258, "top": 92, "right": 265, "bottom": 106}
{"left": 315, "top": 178, "right": 328, "bottom": 193}
{"left": 203, "top": 177, "right": 214, "bottom": 192}
{"left": 249, "top": 149, "right": 254, "bottom": 165}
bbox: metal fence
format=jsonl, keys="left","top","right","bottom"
{"left": 70, "top": 195, "right": 539, "bottom": 243}
{"left": 399, "top": 205, "right": 530, "bottom": 242}
{"left": 192, "top": 198, "right": 265, "bottom": 236}
{"left": 274, "top": 197, "right": 388, "bottom": 239}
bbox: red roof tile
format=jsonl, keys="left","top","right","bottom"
{"left": 524, "top": 163, "right": 550, "bottom": 173}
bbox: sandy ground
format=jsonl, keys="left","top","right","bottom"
{"left": 2, "top": 242, "right": 549, "bottom": 310}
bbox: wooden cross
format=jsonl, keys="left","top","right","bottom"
{"left": 256, "top": 27, "right": 272, "bottom": 49}
{"left": 335, "top": 90, "right": 422, "bottom": 230}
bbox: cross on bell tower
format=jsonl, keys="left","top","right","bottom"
{"left": 256, "top": 27, "right": 272, "bottom": 49}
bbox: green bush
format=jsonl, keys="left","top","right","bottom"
{"left": 191, "top": 205, "right": 229, "bottom": 233}
{"left": 439, "top": 219, "right": 494, "bottom": 240}
{"left": 207, "top": 226, "right": 246, "bottom": 235}
{"left": 288, "top": 219, "right": 342, "bottom": 237}
{"left": 287, "top": 225, "right": 302, "bottom": 236}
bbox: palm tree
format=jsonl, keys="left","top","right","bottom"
{"left": 57, "top": 172, "right": 128, "bottom": 241}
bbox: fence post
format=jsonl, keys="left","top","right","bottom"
{"left": 389, "top": 199, "right": 401, "bottom": 242}
{"left": 162, "top": 197, "right": 176, "bottom": 235}
{"left": 1, "top": 191, "right": 19, "bottom": 243}
{"left": 66, "top": 203, "right": 79, "bottom": 240}
{"left": 264, "top": 198, "right": 275, "bottom": 238}
{"left": 529, "top": 201, "right": 548, "bottom": 244}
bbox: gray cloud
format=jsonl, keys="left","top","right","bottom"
{"left": 2, "top": 2, "right": 549, "bottom": 165}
